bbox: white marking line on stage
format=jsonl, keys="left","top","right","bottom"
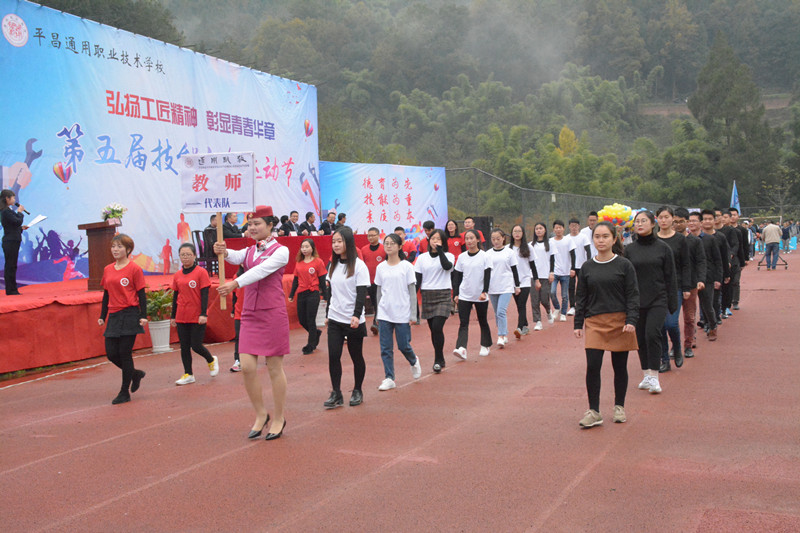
{"left": 0, "top": 342, "right": 229, "bottom": 391}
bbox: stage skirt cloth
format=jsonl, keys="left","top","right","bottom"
{"left": 239, "top": 306, "right": 291, "bottom": 357}
{"left": 584, "top": 312, "right": 638, "bottom": 352}
{"left": 421, "top": 289, "right": 452, "bottom": 320}
{"left": 104, "top": 306, "right": 145, "bottom": 338}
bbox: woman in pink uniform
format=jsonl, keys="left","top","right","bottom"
{"left": 215, "top": 206, "right": 290, "bottom": 441}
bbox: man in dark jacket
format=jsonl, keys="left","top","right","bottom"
{"left": 692, "top": 210, "right": 722, "bottom": 341}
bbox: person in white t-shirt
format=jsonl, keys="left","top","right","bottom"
{"left": 510, "top": 224, "right": 536, "bottom": 338}
{"left": 567, "top": 218, "right": 592, "bottom": 316}
{"left": 415, "top": 229, "right": 455, "bottom": 373}
{"left": 452, "top": 229, "right": 493, "bottom": 358}
{"left": 374, "top": 233, "right": 421, "bottom": 391}
{"left": 530, "top": 222, "right": 554, "bottom": 330}
{"left": 323, "top": 227, "right": 370, "bottom": 409}
{"left": 487, "top": 228, "right": 520, "bottom": 348}
{"left": 549, "top": 220, "right": 576, "bottom": 322}
{"left": 579, "top": 211, "right": 599, "bottom": 258}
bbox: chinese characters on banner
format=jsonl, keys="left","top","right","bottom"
{"left": 181, "top": 152, "right": 255, "bottom": 213}
{"left": 319, "top": 162, "right": 447, "bottom": 236}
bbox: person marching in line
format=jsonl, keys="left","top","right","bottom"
{"left": 452, "top": 229, "right": 493, "bottom": 359}
{"left": 98, "top": 234, "right": 147, "bottom": 405}
{"left": 674, "top": 208, "right": 706, "bottom": 359}
{"left": 375, "top": 232, "right": 422, "bottom": 390}
{"left": 566, "top": 218, "right": 592, "bottom": 316}
{"left": 655, "top": 206, "right": 691, "bottom": 373}
{"left": 288, "top": 238, "right": 327, "bottom": 354}
{"left": 360, "top": 227, "right": 385, "bottom": 335}
{"left": 694, "top": 210, "right": 724, "bottom": 341}
{"left": 710, "top": 210, "right": 731, "bottom": 324}
{"left": 510, "top": 224, "right": 536, "bottom": 338}
{"left": 171, "top": 243, "right": 219, "bottom": 385}
{"left": 323, "top": 226, "right": 370, "bottom": 409}
{"left": 530, "top": 222, "right": 554, "bottom": 331}
{"left": 487, "top": 228, "right": 520, "bottom": 348}
{"left": 624, "top": 210, "right": 677, "bottom": 395}
{"left": 215, "top": 206, "right": 289, "bottom": 441}
{"left": 415, "top": 229, "right": 455, "bottom": 373}
{"left": 549, "top": 220, "right": 576, "bottom": 323}
{"left": 1, "top": 189, "right": 28, "bottom": 295}
{"left": 574, "top": 222, "right": 640, "bottom": 428}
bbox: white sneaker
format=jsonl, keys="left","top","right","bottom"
{"left": 453, "top": 347, "right": 467, "bottom": 360}
{"left": 559, "top": 314, "right": 567, "bottom": 322}
{"left": 378, "top": 378, "right": 396, "bottom": 391}
{"left": 547, "top": 312, "right": 555, "bottom": 324}
{"left": 176, "top": 373, "right": 195, "bottom": 385}
{"left": 533, "top": 321, "right": 543, "bottom": 331}
{"left": 649, "top": 376, "right": 662, "bottom": 394}
{"left": 566, "top": 307, "right": 575, "bottom": 316}
{"left": 230, "top": 360, "right": 242, "bottom": 372}
{"left": 208, "top": 355, "right": 219, "bottom": 376}
{"left": 479, "top": 346, "right": 490, "bottom": 357}
{"left": 497, "top": 336, "right": 506, "bottom": 348}
{"left": 638, "top": 375, "right": 652, "bottom": 390}
{"left": 411, "top": 357, "right": 422, "bottom": 379}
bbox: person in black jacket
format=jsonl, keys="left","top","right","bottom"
{"left": 693, "top": 210, "right": 723, "bottom": 341}
{"left": 718, "top": 208, "right": 744, "bottom": 317}
{"left": 624, "top": 210, "right": 677, "bottom": 395}
{"left": 222, "top": 212, "right": 244, "bottom": 238}
{"left": 728, "top": 207, "right": 749, "bottom": 310}
{"left": 675, "top": 208, "right": 706, "bottom": 358}
{"left": 711, "top": 213, "right": 730, "bottom": 324}
{"left": 319, "top": 211, "right": 337, "bottom": 235}
{"left": 1, "top": 189, "right": 28, "bottom": 295}
{"left": 298, "top": 212, "right": 317, "bottom": 236}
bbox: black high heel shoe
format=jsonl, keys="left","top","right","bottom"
{"left": 265, "top": 419, "right": 286, "bottom": 441}
{"left": 247, "top": 414, "right": 270, "bottom": 439}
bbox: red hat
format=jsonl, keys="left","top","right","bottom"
{"left": 253, "top": 205, "right": 273, "bottom": 218}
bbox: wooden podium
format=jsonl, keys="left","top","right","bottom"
{"left": 78, "top": 220, "right": 121, "bottom": 291}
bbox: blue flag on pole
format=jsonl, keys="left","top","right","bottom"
{"left": 730, "top": 180, "right": 740, "bottom": 212}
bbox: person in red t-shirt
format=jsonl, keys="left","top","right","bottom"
{"left": 98, "top": 234, "right": 148, "bottom": 405}
{"left": 289, "top": 238, "right": 328, "bottom": 354}
{"left": 464, "top": 216, "right": 485, "bottom": 248}
{"left": 417, "top": 220, "right": 436, "bottom": 255}
{"left": 395, "top": 226, "right": 418, "bottom": 262}
{"left": 170, "top": 243, "right": 218, "bottom": 385}
{"left": 360, "top": 227, "right": 385, "bottom": 335}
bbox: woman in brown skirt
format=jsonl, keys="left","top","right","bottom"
{"left": 573, "top": 222, "right": 640, "bottom": 428}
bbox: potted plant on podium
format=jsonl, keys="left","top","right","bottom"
{"left": 146, "top": 287, "right": 173, "bottom": 353}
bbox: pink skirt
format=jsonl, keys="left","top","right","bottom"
{"left": 238, "top": 306, "right": 291, "bottom": 357}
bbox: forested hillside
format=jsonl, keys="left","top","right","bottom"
{"left": 39, "top": 0, "right": 800, "bottom": 213}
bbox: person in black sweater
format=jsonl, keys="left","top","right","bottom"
{"left": 574, "top": 222, "right": 639, "bottom": 428}
{"left": 1, "top": 189, "right": 27, "bottom": 295}
{"left": 729, "top": 207, "right": 749, "bottom": 309}
{"left": 711, "top": 214, "right": 731, "bottom": 324}
{"left": 655, "top": 206, "right": 692, "bottom": 372}
{"left": 624, "top": 210, "right": 677, "bottom": 395}
{"left": 695, "top": 210, "right": 724, "bottom": 340}
{"left": 717, "top": 208, "right": 743, "bottom": 317}
{"left": 675, "top": 208, "right": 706, "bottom": 358}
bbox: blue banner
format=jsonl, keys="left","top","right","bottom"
{"left": 319, "top": 162, "right": 448, "bottom": 238}
{"left": 0, "top": 0, "right": 318, "bottom": 284}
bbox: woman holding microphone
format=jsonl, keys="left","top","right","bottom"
{"left": 215, "top": 206, "right": 289, "bottom": 441}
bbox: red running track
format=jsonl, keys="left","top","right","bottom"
{"left": 1, "top": 263, "right": 799, "bottom": 532}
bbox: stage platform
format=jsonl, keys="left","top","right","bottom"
{"left": 0, "top": 273, "right": 305, "bottom": 374}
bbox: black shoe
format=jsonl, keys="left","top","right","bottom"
{"left": 659, "top": 361, "right": 671, "bottom": 373}
{"left": 131, "top": 370, "right": 145, "bottom": 393}
{"left": 716, "top": 318, "right": 723, "bottom": 326}
{"left": 674, "top": 348, "right": 684, "bottom": 368}
{"left": 433, "top": 363, "right": 442, "bottom": 373}
{"left": 684, "top": 348, "right": 695, "bottom": 358}
{"left": 265, "top": 419, "right": 286, "bottom": 441}
{"left": 301, "top": 345, "right": 313, "bottom": 355}
{"left": 316, "top": 329, "right": 322, "bottom": 341}
{"left": 733, "top": 304, "right": 739, "bottom": 310}
{"left": 111, "top": 391, "right": 131, "bottom": 405}
{"left": 349, "top": 389, "right": 363, "bottom": 406}
{"left": 324, "top": 390, "right": 344, "bottom": 409}
{"left": 247, "top": 414, "right": 270, "bottom": 439}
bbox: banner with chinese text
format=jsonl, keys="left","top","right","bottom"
{"left": 0, "top": 0, "right": 318, "bottom": 284}
{"left": 319, "top": 162, "right": 447, "bottom": 238}
{"left": 181, "top": 153, "right": 255, "bottom": 213}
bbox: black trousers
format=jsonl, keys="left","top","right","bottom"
{"left": 3, "top": 239, "right": 20, "bottom": 294}
{"left": 713, "top": 288, "right": 722, "bottom": 320}
{"left": 105, "top": 335, "right": 137, "bottom": 393}
{"left": 636, "top": 306, "right": 667, "bottom": 371}
{"left": 296, "top": 289, "right": 321, "bottom": 348}
{"left": 456, "top": 299, "right": 492, "bottom": 349}
{"left": 233, "top": 318, "right": 240, "bottom": 362}
{"left": 724, "top": 263, "right": 741, "bottom": 307}
{"left": 367, "top": 283, "right": 378, "bottom": 323}
{"left": 427, "top": 316, "right": 447, "bottom": 366}
{"left": 327, "top": 320, "right": 366, "bottom": 392}
{"left": 568, "top": 269, "right": 579, "bottom": 308}
{"left": 513, "top": 287, "right": 531, "bottom": 329}
{"left": 176, "top": 322, "right": 213, "bottom": 375}
{"left": 697, "top": 286, "right": 717, "bottom": 332}
{"left": 585, "top": 349, "right": 629, "bottom": 412}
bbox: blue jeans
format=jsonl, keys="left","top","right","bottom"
{"left": 550, "top": 275, "right": 570, "bottom": 314}
{"left": 661, "top": 291, "right": 683, "bottom": 363}
{"left": 378, "top": 320, "right": 417, "bottom": 380}
{"left": 489, "top": 292, "right": 512, "bottom": 336}
{"left": 765, "top": 242, "right": 780, "bottom": 269}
